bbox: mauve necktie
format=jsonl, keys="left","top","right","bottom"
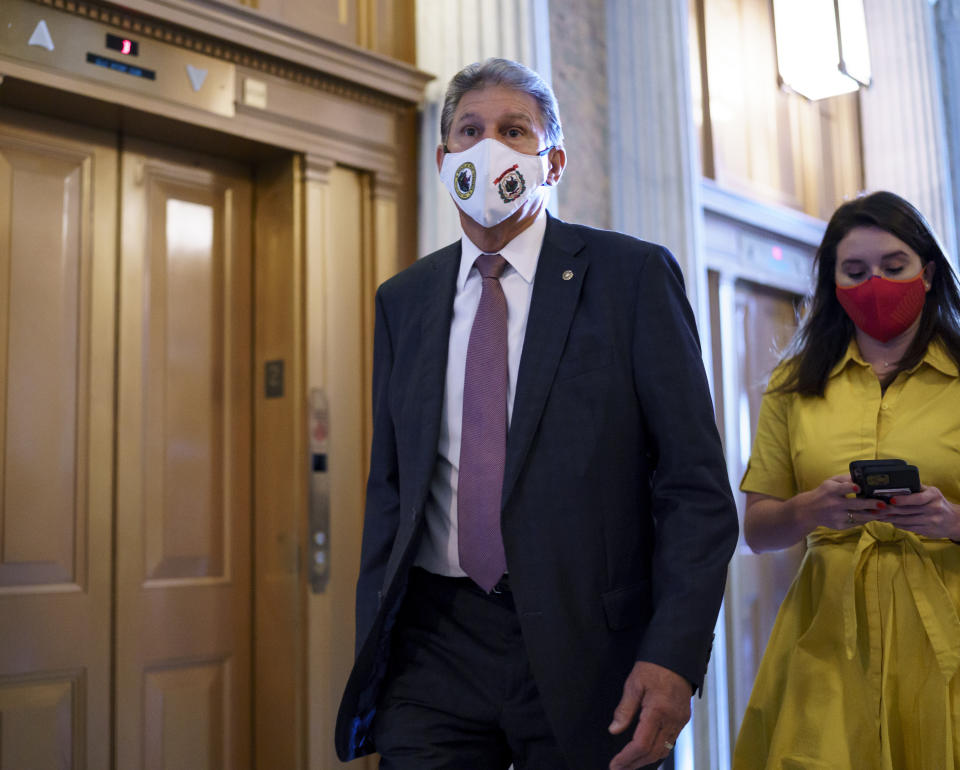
{"left": 458, "top": 253, "right": 509, "bottom": 592}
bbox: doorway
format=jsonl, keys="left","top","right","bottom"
{"left": 707, "top": 267, "right": 806, "bottom": 752}
{"left": 0, "top": 107, "right": 285, "bottom": 769}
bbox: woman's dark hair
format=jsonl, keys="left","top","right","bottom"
{"left": 773, "top": 190, "right": 960, "bottom": 396}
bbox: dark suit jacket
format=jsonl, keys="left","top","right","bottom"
{"left": 335, "top": 215, "right": 738, "bottom": 768}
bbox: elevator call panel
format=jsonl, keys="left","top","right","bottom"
{"left": 0, "top": 0, "right": 235, "bottom": 117}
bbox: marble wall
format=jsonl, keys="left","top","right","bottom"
{"left": 548, "top": 0, "right": 612, "bottom": 230}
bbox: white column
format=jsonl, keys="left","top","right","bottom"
{"left": 416, "top": 0, "right": 554, "bottom": 256}
{"left": 605, "top": 0, "right": 708, "bottom": 327}
{"left": 860, "top": 0, "right": 958, "bottom": 262}
{"left": 935, "top": 0, "right": 960, "bottom": 268}
{"left": 606, "top": 3, "right": 718, "bottom": 767}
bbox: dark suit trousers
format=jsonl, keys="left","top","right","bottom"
{"left": 372, "top": 568, "right": 568, "bottom": 770}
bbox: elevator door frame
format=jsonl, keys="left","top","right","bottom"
{"left": 697, "top": 196, "right": 822, "bottom": 769}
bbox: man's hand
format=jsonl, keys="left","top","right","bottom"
{"left": 608, "top": 661, "right": 692, "bottom": 770}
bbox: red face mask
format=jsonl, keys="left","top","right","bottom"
{"left": 835, "top": 273, "right": 927, "bottom": 342}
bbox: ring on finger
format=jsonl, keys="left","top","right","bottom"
{"left": 664, "top": 739, "right": 675, "bottom": 751}
{"left": 846, "top": 511, "right": 855, "bottom": 525}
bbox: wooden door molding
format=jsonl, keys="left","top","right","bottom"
{"left": 252, "top": 154, "right": 308, "bottom": 770}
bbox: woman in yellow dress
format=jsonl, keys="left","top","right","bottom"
{"left": 732, "top": 191, "right": 960, "bottom": 769}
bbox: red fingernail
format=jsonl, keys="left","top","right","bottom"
{"left": 888, "top": 498, "right": 895, "bottom": 506}
{"left": 877, "top": 501, "right": 887, "bottom": 509}
{"left": 853, "top": 485, "right": 860, "bottom": 493}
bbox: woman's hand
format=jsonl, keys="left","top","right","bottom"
{"left": 745, "top": 475, "right": 885, "bottom": 552}
{"left": 799, "top": 474, "right": 887, "bottom": 531}
{"left": 866, "top": 485, "right": 960, "bottom": 540}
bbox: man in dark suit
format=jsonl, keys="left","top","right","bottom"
{"left": 336, "top": 58, "right": 738, "bottom": 770}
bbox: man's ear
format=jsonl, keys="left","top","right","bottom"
{"left": 436, "top": 144, "right": 445, "bottom": 173}
{"left": 545, "top": 146, "right": 566, "bottom": 186}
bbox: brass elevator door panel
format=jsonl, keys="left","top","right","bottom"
{"left": 722, "top": 278, "right": 804, "bottom": 736}
{"left": 115, "top": 141, "right": 253, "bottom": 770}
{"left": 0, "top": 110, "right": 116, "bottom": 770}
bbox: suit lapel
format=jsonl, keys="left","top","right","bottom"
{"left": 502, "top": 217, "right": 588, "bottom": 507}
{"left": 408, "top": 242, "right": 460, "bottom": 502}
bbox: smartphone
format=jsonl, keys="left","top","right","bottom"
{"left": 849, "top": 459, "right": 921, "bottom": 501}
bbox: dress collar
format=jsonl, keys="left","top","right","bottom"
{"left": 829, "top": 337, "right": 959, "bottom": 378}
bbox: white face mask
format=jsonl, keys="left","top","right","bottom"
{"left": 439, "top": 138, "right": 551, "bottom": 227}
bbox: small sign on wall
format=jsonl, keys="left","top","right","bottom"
{"left": 265, "top": 360, "right": 284, "bottom": 399}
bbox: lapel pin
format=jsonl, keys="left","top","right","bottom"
{"left": 562, "top": 270, "right": 574, "bottom": 281}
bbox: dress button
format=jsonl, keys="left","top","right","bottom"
{"left": 881, "top": 403, "right": 889, "bottom": 411}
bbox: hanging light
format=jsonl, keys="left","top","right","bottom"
{"left": 772, "top": 0, "right": 872, "bottom": 101}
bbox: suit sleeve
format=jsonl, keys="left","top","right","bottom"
{"left": 354, "top": 287, "right": 401, "bottom": 656}
{"left": 631, "top": 247, "right": 739, "bottom": 692}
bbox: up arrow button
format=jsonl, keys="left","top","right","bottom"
{"left": 186, "top": 64, "right": 208, "bottom": 92}
{"left": 28, "top": 20, "right": 55, "bottom": 51}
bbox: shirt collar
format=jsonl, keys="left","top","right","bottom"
{"left": 829, "top": 340, "right": 863, "bottom": 378}
{"left": 456, "top": 209, "right": 547, "bottom": 290}
{"left": 830, "top": 337, "right": 960, "bottom": 378}
{"left": 918, "top": 339, "right": 960, "bottom": 376}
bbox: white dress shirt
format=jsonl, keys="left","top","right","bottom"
{"left": 414, "top": 211, "right": 548, "bottom": 576}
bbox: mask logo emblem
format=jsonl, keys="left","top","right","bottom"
{"left": 495, "top": 164, "right": 525, "bottom": 203}
{"left": 454, "top": 162, "right": 476, "bottom": 199}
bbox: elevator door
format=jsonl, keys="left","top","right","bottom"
{"left": 0, "top": 109, "right": 115, "bottom": 770}
{"left": 115, "top": 139, "right": 252, "bottom": 770}
{"left": 0, "top": 111, "right": 253, "bottom": 770}
{"left": 713, "top": 274, "right": 805, "bottom": 742}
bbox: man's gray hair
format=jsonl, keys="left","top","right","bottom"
{"left": 440, "top": 58, "right": 564, "bottom": 148}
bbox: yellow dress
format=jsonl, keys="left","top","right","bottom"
{"left": 733, "top": 340, "right": 960, "bottom": 769}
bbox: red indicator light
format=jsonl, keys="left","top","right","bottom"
{"left": 105, "top": 33, "right": 139, "bottom": 56}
